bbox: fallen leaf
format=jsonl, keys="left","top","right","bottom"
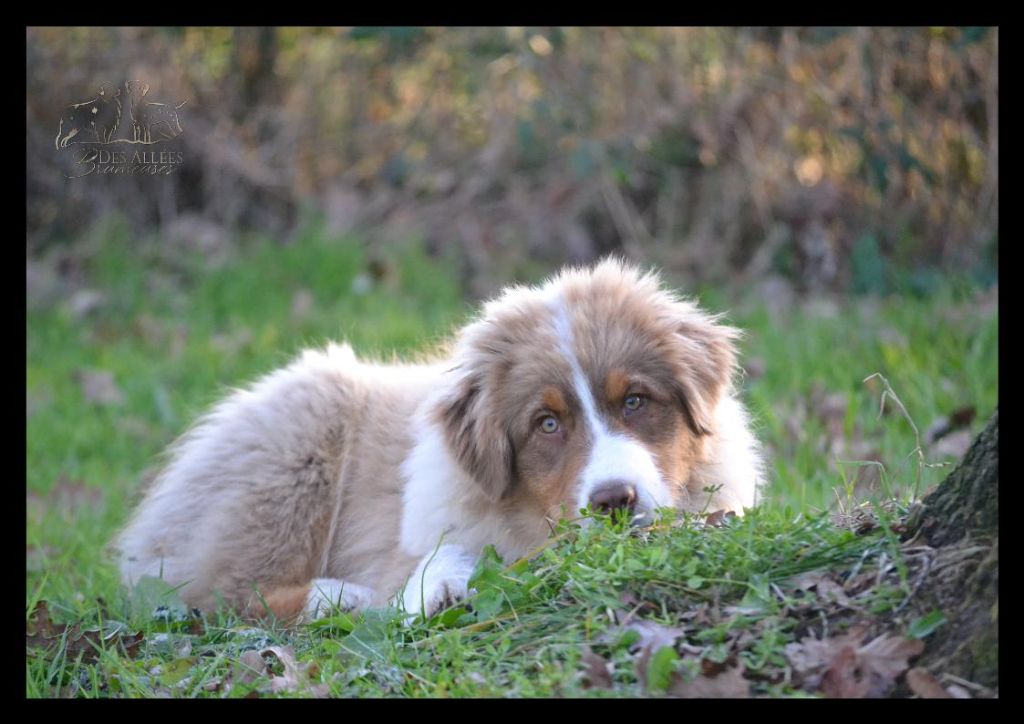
{"left": 153, "top": 656, "right": 199, "bottom": 687}
{"left": 946, "top": 684, "right": 972, "bottom": 699}
{"left": 925, "top": 407, "right": 977, "bottom": 445}
{"left": 605, "top": 617, "right": 686, "bottom": 692}
{"left": 611, "top": 618, "right": 685, "bottom": 654}
{"left": 786, "top": 625, "right": 924, "bottom": 698}
{"left": 75, "top": 369, "right": 124, "bottom": 405}
{"left": 821, "top": 643, "right": 869, "bottom": 697}
{"left": 68, "top": 289, "right": 106, "bottom": 319}
{"left": 949, "top": 406, "right": 977, "bottom": 429}
{"left": 580, "top": 646, "right": 613, "bottom": 689}
{"left": 27, "top": 475, "right": 105, "bottom": 521}
{"left": 291, "top": 289, "right": 315, "bottom": 320}
{"left": 27, "top": 601, "right": 145, "bottom": 664}
{"left": 743, "top": 357, "right": 766, "bottom": 381}
{"left": 906, "top": 667, "right": 952, "bottom": 698}
{"left": 638, "top": 644, "right": 679, "bottom": 692}
{"left": 932, "top": 430, "right": 972, "bottom": 461}
{"left": 810, "top": 384, "right": 853, "bottom": 456}
{"left": 26, "top": 601, "right": 60, "bottom": 648}
{"left": 705, "top": 509, "right": 737, "bottom": 528}
{"left": 790, "top": 571, "right": 852, "bottom": 607}
{"left": 261, "top": 646, "right": 330, "bottom": 697}
{"left": 669, "top": 663, "right": 750, "bottom": 698}
{"left": 857, "top": 633, "right": 925, "bottom": 688}
{"left": 210, "top": 328, "right": 253, "bottom": 355}
{"left": 224, "top": 649, "right": 269, "bottom": 696}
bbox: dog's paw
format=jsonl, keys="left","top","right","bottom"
{"left": 305, "top": 578, "right": 375, "bottom": 620}
{"left": 398, "top": 544, "right": 478, "bottom": 620}
{"left": 409, "top": 577, "right": 473, "bottom": 619}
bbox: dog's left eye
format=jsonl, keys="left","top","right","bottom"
{"left": 538, "top": 415, "right": 560, "bottom": 434}
{"left": 624, "top": 394, "right": 645, "bottom": 413}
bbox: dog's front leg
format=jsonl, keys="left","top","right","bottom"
{"left": 396, "top": 544, "right": 477, "bottom": 619}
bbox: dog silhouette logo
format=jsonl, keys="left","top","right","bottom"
{"left": 56, "top": 80, "right": 186, "bottom": 149}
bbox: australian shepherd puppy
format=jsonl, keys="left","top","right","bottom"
{"left": 116, "top": 259, "right": 764, "bottom": 621}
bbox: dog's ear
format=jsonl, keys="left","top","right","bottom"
{"left": 669, "top": 309, "right": 740, "bottom": 437}
{"left": 437, "top": 370, "right": 515, "bottom": 503}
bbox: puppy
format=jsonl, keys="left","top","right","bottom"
{"left": 116, "top": 259, "right": 764, "bottom": 621}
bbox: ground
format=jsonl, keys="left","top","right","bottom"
{"left": 26, "top": 224, "right": 998, "bottom": 697}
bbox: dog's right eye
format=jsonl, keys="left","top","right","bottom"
{"left": 538, "top": 416, "right": 560, "bottom": 434}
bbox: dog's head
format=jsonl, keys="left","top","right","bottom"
{"left": 435, "top": 259, "right": 740, "bottom": 525}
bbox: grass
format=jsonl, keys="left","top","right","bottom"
{"left": 26, "top": 222, "right": 998, "bottom": 697}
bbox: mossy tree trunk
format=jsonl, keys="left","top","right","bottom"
{"left": 905, "top": 409, "right": 998, "bottom": 689}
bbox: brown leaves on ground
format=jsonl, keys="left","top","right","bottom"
{"left": 26, "top": 601, "right": 144, "bottom": 665}
{"left": 668, "top": 661, "right": 750, "bottom": 698}
{"left": 920, "top": 403, "right": 977, "bottom": 462}
{"left": 785, "top": 624, "right": 924, "bottom": 698}
{"left": 904, "top": 667, "right": 953, "bottom": 698}
{"left": 615, "top": 617, "right": 687, "bottom": 655}
{"left": 75, "top": 369, "right": 124, "bottom": 405}
{"left": 290, "top": 288, "right": 316, "bottom": 321}
{"left": 830, "top": 498, "right": 907, "bottom": 536}
{"left": 789, "top": 570, "right": 852, "bottom": 608}
{"left": 671, "top": 509, "right": 737, "bottom": 531}
{"left": 27, "top": 474, "right": 106, "bottom": 524}
{"left": 924, "top": 406, "right": 976, "bottom": 446}
{"left": 704, "top": 509, "right": 738, "bottom": 528}
{"left": 224, "top": 646, "right": 330, "bottom": 698}
{"left": 602, "top": 613, "right": 751, "bottom": 698}
{"left": 580, "top": 646, "right": 613, "bottom": 690}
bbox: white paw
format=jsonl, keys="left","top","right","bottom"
{"left": 398, "top": 544, "right": 477, "bottom": 619}
{"left": 408, "top": 576, "right": 471, "bottom": 619}
{"left": 305, "top": 579, "right": 375, "bottom": 620}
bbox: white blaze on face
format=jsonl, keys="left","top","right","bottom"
{"left": 549, "top": 296, "right": 672, "bottom": 520}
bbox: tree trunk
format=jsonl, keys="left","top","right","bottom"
{"left": 904, "top": 408, "right": 998, "bottom": 689}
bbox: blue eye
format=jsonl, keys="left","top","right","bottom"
{"left": 539, "top": 416, "right": 560, "bottom": 434}
{"left": 624, "top": 394, "right": 644, "bottom": 412}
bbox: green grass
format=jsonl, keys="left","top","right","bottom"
{"left": 26, "top": 224, "right": 998, "bottom": 697}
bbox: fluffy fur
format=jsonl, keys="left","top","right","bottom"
{"left": 115, "top": 259, "right": 764, "bottom": 621}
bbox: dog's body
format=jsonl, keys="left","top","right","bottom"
{"left": 116, "top": 260, "right": 764, "bottom": 620}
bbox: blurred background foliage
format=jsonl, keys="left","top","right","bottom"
{"left": 28, "top": 27, "right": 997, "bottom": 298}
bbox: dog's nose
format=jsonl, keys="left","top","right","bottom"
{"left": 589, "top": 481, "right": 638, "bottom": 515}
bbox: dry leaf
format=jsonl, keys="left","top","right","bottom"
{"left": 291, "top": 289, "right": 315, "bottom": 320}
{"left": 857, "top": 634, "right": 925, "bottom": 690}
{"left": 946, "top": 684, "right": 972, "bottom": 699}
{"left": 75, "top": 369, "right": 124, "bottom": 405}
{"left": 68, "top": 289, "right": 106, "bottom": 318}
{"left": 906, "top": 667, "right": 952, "bottom": 698}
{"left": 949, "top": 406, "right": 977, "bottom": 429}
{"left": 743, "top": 357, "right": 766, "bottom": 380}
{"left": 230, "top": 649, "right": 269, "bottom": 691}
{"left": 613, "top": 619, "right": 685, "bottom": 654}
{"left": 821, "top": 645, "right": 869, "bottom": 698}
{"left": 705, "top": 509, "right": 737, "bottom": 528}
{"left": 26, "top": 601, "right": 60, "bottom": 649}
{"left": 261, "top": 646, "right": 330, "bottom": 697}
{"left": 932, "top": 430, "right": 972, "bottom": 460}
{"left": 580, "top": 646, "right": 613, "bottom": 689}
{"left": 669, "top": 663, "right": 750, "bottom": 698}
{"left": 27, "top": 475, "right": 106, "bottom": 524}
{"left": 790, "top": 571, "right": 852, "bottom": 607}
{"left": 26, "top": 601, "right": 144, "bottom": 664}
{"left": 786, "top": 625, "right": 924, "bottom": 698}
{"left": 925, "top": 406, "right": 977, "bottom": 445}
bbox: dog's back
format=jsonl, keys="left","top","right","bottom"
{"left": 116, "top": 343, "right": 433, "bottom": 612}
